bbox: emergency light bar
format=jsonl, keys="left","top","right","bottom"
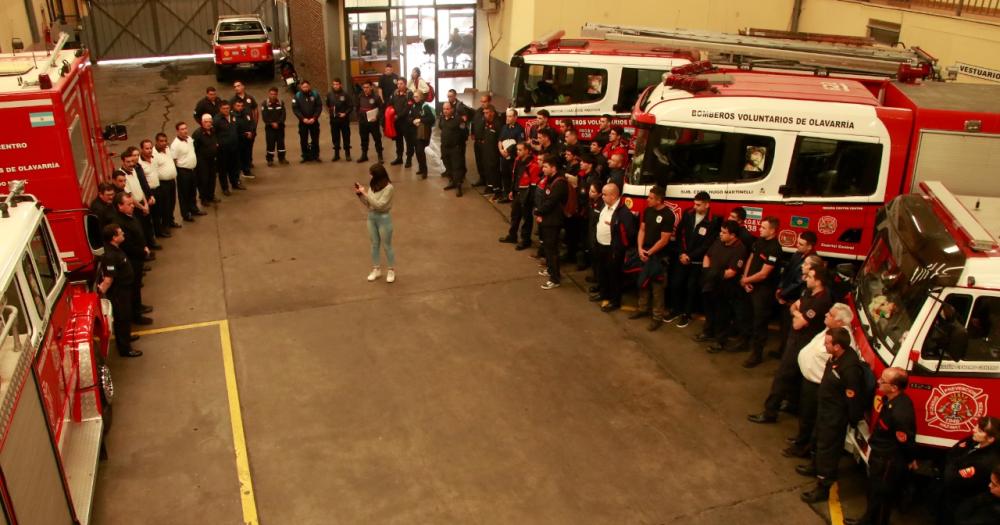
{"left": 920, "top": 181, "right": 999, "bottom": 252}
{"left": 532, "top": 30, "right": 565, "bottom": 51}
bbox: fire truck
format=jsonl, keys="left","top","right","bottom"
{"left": 509, "top": 30, "right": 694, "bottom": 140}
{"left": 0, "top": 181, "right": 113, "bottom": 524}
{"left": 579, "top": 24, "right": 1000, "bottom": 260}
{"left": 844, "top": 180, "right": 1000, "bottom": 454}
{"left": 0, "top": 33, "right": 120, "bottom": 275}
{"left": 210, "top": 14, "right": 277, "bottom": 81}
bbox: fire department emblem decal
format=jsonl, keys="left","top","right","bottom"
{"left": 924, "top": 383, "right": 989, "bottom": 433}
{"left": 817, "top": 215, "right": 838, "bottom": 235}
{"left": 778, "top": 229, "right": 798, "bottom": 247}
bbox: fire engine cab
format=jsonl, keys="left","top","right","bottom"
{"left": 0, "top": 33, "right": 118, "bottom": 276}
{"left": 581, "top": 25, "right": 1000, "bottom": 260}
{"left": 846, "top": 181, "right": 1000, "bottom": 455}
{"left": 509, "top": 30, "right": 694, "bottom": 140}
{"left": 0, "top": 181, "right": 112, "bottom": 524}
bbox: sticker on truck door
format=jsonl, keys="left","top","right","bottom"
{"left": 925, "top": 383, "right": 989, "bottom": 433}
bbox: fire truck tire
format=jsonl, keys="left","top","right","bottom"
{"left": 99, "top": 363, "right": 114, "bottom": 432}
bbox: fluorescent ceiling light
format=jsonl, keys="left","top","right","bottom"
{"left": 96, "top": 53, "right": 213, "bottom": 66}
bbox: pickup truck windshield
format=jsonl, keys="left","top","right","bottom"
{"left": 856, "top": 194, "right": 965, "bottom": 352}
{"left": 217, "top": 21, "right": 267, "bottom": 44}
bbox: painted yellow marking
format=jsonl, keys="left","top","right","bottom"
{"left": 129, "top": 319, "right": 259, "bottom": 525}
{"left": 828, "top": 482, "right": 844, "bottom": 525}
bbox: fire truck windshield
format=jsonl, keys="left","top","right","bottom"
{"left": 856, "top": 194, "right": 966, "bottom": 352}
{"left": 628, "top": 124, "right": 775, "bottom": 186}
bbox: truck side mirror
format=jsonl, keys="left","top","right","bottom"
{"left": 266, "top": 26, "right": 273, "bottom": 32}
{"left": 836, "top": 262, "right": 856, "bottom": 284}
{"left": 778, "top": 184, "right": 790, "bottom": 196}
{"left": 207, "top": 28, "right": 214, "bottom": 35}
{"left": 102, "top": 124, "right": 127, "bottom": 141}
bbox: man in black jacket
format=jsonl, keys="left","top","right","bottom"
{"left": 233, "top": 98, "right": 257, "bottom": 179}
{"left": 592, "top": 182, "right": 637, "bottom": 311}
{"left": 192, "top": 86, "right": 221, "bottom": 121}
{"left": 470, "top": 93, "right": 493, "bottom": 187}
{"left": 96, "top": 224, "right": 142, "bottom": 357}
{"left": 667, "top": 191, "right": 721, "bottom": 327}
{"left": 535, "top": 154, "right": 569, "bottom": 290}
{"left": 799, "top": 327, "right": 866, "bottom": 503}
{"left": 192, "top": 114, "right": 219, "bottom": 206}
{"left": 261, "top": 87, "right": 287, "bottom": 166}
{"left": 111, "top": 193, "right": 153, "bottom": 326}
{"left": 213, "top": 101, "right": 241, "bottom": 195}
{"left": 326, "top": 78, "right": 354, "bottom": 161}
{"left": 89, "top": 182, "right": 118, "bottom": 227}
{"left": 440, "top": 101, "right": 468, "bottom": 196}
{"left": 291, "top": 80, "right": 323, "bottom": 162}
{"left": 388, "top": 78, "right": 414, "bottom": 166}
{"left": 774, "top": 231, "right": 818, "bottom": 357}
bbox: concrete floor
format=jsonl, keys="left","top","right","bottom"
{"left": 86, "top": 61, "right": 919, "bottom": 524}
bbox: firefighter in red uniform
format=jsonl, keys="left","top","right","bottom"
{"left": 499, "top": 142, "right": 540, "bottom": 249}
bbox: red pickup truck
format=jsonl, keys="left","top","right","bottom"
{"left": 209, "top": 14, "right": 275, "bottom": 81}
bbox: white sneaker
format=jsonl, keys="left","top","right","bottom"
{"left": 367, "top": 268, "right": 382, "bottom": 281}
{"left": 386, "top": 269, "right": 396, "bottom": 283}
{"left": 541, "top": 280, "right": 560, "bottom": 290}
{"left": 537, "top": 268, "right": 550, "bottom": 277}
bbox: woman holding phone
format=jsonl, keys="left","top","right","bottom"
{"left": 355, "top": 163, "right": 396, "bottom": 283}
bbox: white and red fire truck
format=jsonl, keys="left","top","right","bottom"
{"left": 592, "top": 25, "right": 1000, "bottom": 260}
{"left": 0, "top": 181, "right": 112, "bottom": 524}
{"left": 845, "top": 181, "right": 999, "bottom": 454}
{"left": 509, "top": 30, "right": 694, "bottom": 140}
{"left": 0, "top": 33, "right": 120, "bottom": 275}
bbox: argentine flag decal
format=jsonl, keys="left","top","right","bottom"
{"left": 30, "top": 111, "right": 55, "bottom": 127}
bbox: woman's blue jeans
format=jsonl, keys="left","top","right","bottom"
{"left": 367, "top": 211, "right": 395, "bottom": 267}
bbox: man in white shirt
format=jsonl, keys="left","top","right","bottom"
{"left": 171, "top": 121, "right": 203, "bottom": 221}
{"left": 137, "top": 139, "right": 166, "bottom": 238}
{"left": 152, "top": 132, "right": 180, "bottom": 229}
{"left": 786, "top": 303, "right": 857, "bottom": 457}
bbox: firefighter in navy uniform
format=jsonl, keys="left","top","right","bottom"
{"left": 738, "top": 216, "right": 783, "bottom": 368}
{"left": 96, "top": 224, "right": 142, "bottom": 357}
{"left": 261, "top": 87, "right": 287, "bottom": 166}
{"left": 844, "top": 367, "right": 916, "bottom": 525}
{"left": 233, "top": 98, "right": 257, "bottom": 179}
{"left": 439, "top": 101, "right": 468, "bottom": 196}
{"left": 292, "top": 80, "right": 323, "bottom": 162}
{"left": 355, "top": 81, "right": 384, "bottom": 163}
{"left": 111, "top": 193, "right": 153, "bottom": 325}
{"left": 326, "top": 78, "right": 354, "bottom": 161}
{"left": 89, "top": 182, "right": 118, "bottom": 227}
{"left": 799, "top": 326, "right": 866, "bottom": 503}
{"left": 939, "top": 416, "right": 1000, "bottom": 525}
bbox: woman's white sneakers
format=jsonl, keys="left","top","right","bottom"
{"left": 367, "top": 267, "right": 396, "bottom": 283}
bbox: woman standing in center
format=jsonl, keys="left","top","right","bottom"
{"left": 355, "top": 163, "right": 396, "bottom": 283}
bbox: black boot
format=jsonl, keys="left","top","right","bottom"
{"left": 404, "top": 157, "right": 412, "bottom": 168}
{"left": 332, "top": 151, "right": 340, "bottom": 162}
{"left": 376, "top": 151, "right": 384, "bottom": 163}
{"left": 345, "top": 151, "right": 352, "bottom": 161}
{"left": 357, "top": 154, "right": 368, "bottom": 163}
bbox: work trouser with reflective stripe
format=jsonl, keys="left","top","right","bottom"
{"left": 265, "top": 126, "right": 286, "bottom": 161}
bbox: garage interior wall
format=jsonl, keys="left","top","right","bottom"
{"left": 797, "top": 0, "right": 1000, "bottom": 83}
{"left": 0, "top": 2, "right": 35, "bottom": 52}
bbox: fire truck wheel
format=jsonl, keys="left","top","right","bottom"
{"left": 99, "top": 363, "right": 114, "bottom": 432}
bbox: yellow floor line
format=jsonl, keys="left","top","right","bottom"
{"left": 126, "top": 319, "right": 259, "bottom": 524}
{"left": 218, "top": 319, "right": 259, "bottom": 525}
{"left": 131, "top": 319, "right": 224, "bottom": 336}
{"left": 828, "top": 482, "right": 845, "bottom": 525}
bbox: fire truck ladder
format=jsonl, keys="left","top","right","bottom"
{"left": 581, "top": 23, "right": 939, "bottom": 80}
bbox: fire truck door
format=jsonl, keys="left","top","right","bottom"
{"left": 0, "top": 370, "right": 75, "bottom": 524}
{"left": 905, "top": 290, "right": 1000, "bottom": 446}
{"left": 779, "top": 132, "right": 884, "bottom": 257}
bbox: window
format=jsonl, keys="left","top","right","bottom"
{"left": 1, "top": 280, "right": 32, "bottom": 355}
{"left": 514, "top": 64, "right": 607, "bottom": 107}
{"left": 29, "top": 226, "right": 59, "bottom": 297}
{"left": 19, "top": 255, "right": 45, "bottom": 315}
{"left": 867, "top": 20, "right": 901, "bottom": 47}
{"left": 922, "top": 294, "right": 1000, "bottom": 363}
{"left": 617, "top": 68, "right": 667, "bottom": 112}
{"left": 216, "top": 21, "right": 267, "bottom": 44}
{"left": 68, "top": 116, "right": 89, "bottom": 190}
{"left": 628, "top": 124, "right": 775, "bottom": 186}
{"left": 966, "top": 296, "right": 1000, "bottom": 362}
{"left": 785, "top": 137, "right": 881, "bottom": 197}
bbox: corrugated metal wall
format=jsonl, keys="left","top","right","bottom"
{"left": 83, "top": 0, "right": 288, "bottom": 61}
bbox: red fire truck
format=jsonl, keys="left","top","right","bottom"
{"left": 845, "top": 180, "right": 999, "bottom": 454}
{"left": 583, "top": 25, "right": 1000, "bottom": 260}
{"left": 0, "top": 33, "right": 120, "bottom": 274}
{"left": 509, "top": 30, "right": 694, "bottom": 140}
{"left": 0, "top": 181, "right": 112, "bottom": 524}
